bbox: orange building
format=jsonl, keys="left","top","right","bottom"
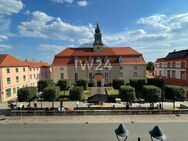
{"left": 0, "top": 54, "right": 51, "bottom": 102}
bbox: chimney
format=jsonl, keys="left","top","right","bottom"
{"left": 25, "top": 59, "right": 27, "bottom": 62}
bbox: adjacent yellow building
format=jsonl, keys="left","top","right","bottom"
{"left": 0, "top": 54, "right": 51, "bottom": 102}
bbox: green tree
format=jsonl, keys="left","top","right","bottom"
{"left": 143, "top": 85, "right": 161, "bottom": 108}
{"left": 37, "top": 80, "right": 54, "bottom": 91}
{"left": 17, "top": 87, "right": 37, "bottom": 103}
{"left": 119, "top": 86, "right": 135, "bottom": 102}
{"left": 129, "top": 78, "right": 146, "bottom": 98}
{"left": 112, "top": 79, "right": 125, "bottom": 90}
{"left": 43, "top": 86, "right": 60, "bottom": 108}
{"left": 57, "top": 79, "right": 70, "bottom": 95}
{"left": 76, "top": 79, "right": 87, "bottom": 90}
{"left": 69, "top": 86, "right": 83, "bottom": 101}
{"left": 146, "top": 62, "right": 154, "bottom": 71}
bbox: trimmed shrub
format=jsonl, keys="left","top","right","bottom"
{"left": 119, "top": 86, "right": 135, "bottom": 102}
{"left": 57, "top": 79, "right": 70, "bottom": 95}
{"left": 129, "top": 78, "right": 146, "bottom": 98}
{"left": 76, "top": 79, "right": 87, "bottom": 90}
{"left": 38, "top": 80, "right": 54, "bottom": 91}
{"left": 17, "top": 87, "right": 37, "bottom": 102}
{"left": 112, "top": 79, "right": 125, "bottom": 90}
{"left": 143, "top": 85, "right": 161, "bottom": 104}
{"left": 147, "top": 78, "right": 165, "bottom": 89}
{"left": 43, "top": 86, "right": 60, "bottom": 101}
{"left": 164, "top": 85, "right": 186, "bottom": 101}
{"left": 69, "top": 86, "right": 84, "bottom": 101}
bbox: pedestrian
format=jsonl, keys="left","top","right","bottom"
{"left": 34, "top": 101, "right": 37, "bottom": 109}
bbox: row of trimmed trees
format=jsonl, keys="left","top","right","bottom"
{"left": 17, "top": 79, "right": 88, "bottom": 104}
{"left": 113, "top": 78, "right": 186, "bottom": 108}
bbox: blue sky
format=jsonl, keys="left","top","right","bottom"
{"left": 1, "top": 0, "right": 188, "bottom": 63}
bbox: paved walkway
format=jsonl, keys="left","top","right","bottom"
{"left": 90, "top": 87, "right": 106, "bottom": 95}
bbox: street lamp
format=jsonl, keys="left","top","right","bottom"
{"left": 115, "top": 123, "right": 129, "bottom": 141}
{"left": 149, "top": 125, "right": 166, "bottom": 141}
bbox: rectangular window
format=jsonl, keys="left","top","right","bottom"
{"left": 134, "top": 72, "right": 137, "bottom": 77}
{"left": 23, "top": 75, "right": 26, "bottom": 81}
{"left": 134, "top": 66, "right": 137, "bottom": 70}
{"left": 61, "top": 73, "right": 64, "bottom": 79}
{"left": 167, "top": 70, "right": 171, "bottom": 78}
{"left": 60, "top": 67, "right": 64, "bottom": 71}
{"left": 159, "top": 71, "right": 162, "bottom": 76}
{"left": 16, "top": 76, "right": 19, "bottom": 83}
{"left": 172, "top": 70, "right": 176, "bottom": 78}
{"left": 75, "top": 73, "right": 78, "bottom": 83}
{"left": 167, "top": 62, "right": 171, "bottom": 68}
{"left": 7, "top": 77, "right": 11, "bottom": 84}
{"left": 33, "top": 74, "right": 35, "bottom": 78}
{"left": 181, "top": 62, "right": 185, "bottom": 69}
{"left": 30, "top": 74, "right": 32, "bottom": 79}
{"left": 172, "top": 62, "right": 176, "bottom": 68}
{"left": 13, "top": 88, "right": 16, "bottom": 94}
{"left": 6, "top": 88, "right": 11, "bottom": 97}
{"left": 105, "top": 72, "right": 108, "bottom": 83}
{"left": 120, "top": 72, "right": 123, "bottom": 77}
{"left": 181, "top": 71, "right": 186, "bottom": 80}
{"left": 89, "top": 73, "right": 92, "bottom": 82}
{"left": 16, "top": 68, "right": 19, "bottom": 73}
{"left": 6, "top": 68, "right": 10, "bottom": 74}
{"left": 23, "top": 67, "right": 26, "bottom": 72}
{"left": 120, "top": 66, "right": 123, "bottom": 70}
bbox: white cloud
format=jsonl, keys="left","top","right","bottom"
{"left": 38, "top": 44, "right": 70, "bottom": 53}
{"left": 52, "top": 0, "right": 74, "bottom": 4}
{"left": 18, "top": 11, "right": 94, "bottom": 44}
{"left": 77, "top": 1, "right": 88, "bottom": 7}
{"left": 0, "top": 35, "right": 8, "bottom": 41}
{"left": 0, "top": 0, "right": 24, "bottom": 15}
{"left": 0, "top": 16, "right": 11, "bottom": 33}
{"left": 0, "top": 44, "right": 12, "bottom": 51}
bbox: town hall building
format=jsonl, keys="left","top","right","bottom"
{"left": 51, "top": 23, "right": 146, "bottom": 86}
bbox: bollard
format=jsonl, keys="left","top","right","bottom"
{"left": 138, "top": 137, "right": 141, "bottom": 141}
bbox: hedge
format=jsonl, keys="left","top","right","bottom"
{"left": 43, "top": 86, "right": 60, "bottom": 101}
{"left": 69, "top": 86, "right": 84, "bottom": 101}
{"left": 119, "top": 86, "right": 135, "bottom": 102}
{"left": 142, "top": 85, "right": 161, "bottom": 103}
{"left": 164, "top": 85, "right": 186, "bottom": 101}
{"left": 129, "top": 78, "right": 146, "bottom": 98}
{"left": 17, "top": 87, "right": 37, "bottom": 102}
{"left": 76, "top": 79, "right": 87, "bottom": 90}
{"left": 38, "top": 80, "right": 54, "bottom": 91}
{"left": 112, "top": 79, "right": 125, "bottom": 89}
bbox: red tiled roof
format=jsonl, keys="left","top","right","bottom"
{"left": 52, "top": 47, "right": 145, "bottom": 66}
{"left": 123, "top": 57, "right": 146, "bottom": 65}
{"left": 0, "top": 54, "right": 29, "bottom": 67}
{"left": 93, "top": 73, "right": 104, "bottom": 79}
{"left": 25, "top": 61, "right": 49, "bottom": 68}
{"left": 56, "top": 47, "right": 141, "bottom": 57}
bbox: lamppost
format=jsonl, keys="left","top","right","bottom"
{"left": 115, "top": 123, "right": 129, "bottom": 141}
{"left": 149, "top": 125, "right": 166, "bottom": 141}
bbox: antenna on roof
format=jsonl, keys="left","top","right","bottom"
{"left": 32, "top": 58, "right": 34, "bottom": 62}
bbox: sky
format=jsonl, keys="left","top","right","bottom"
{"left": 1, "top": 0, "right": 188, "bottom": 63}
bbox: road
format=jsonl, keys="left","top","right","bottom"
{"left": 0, "top": 122, "right": 188, "bottom": 141}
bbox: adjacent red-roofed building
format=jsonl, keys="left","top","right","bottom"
{"left": 51, "top": 23, "right": 146, "bottom": 86}
{"left": 0, "top": 54, "right": 51, "bottom": 102}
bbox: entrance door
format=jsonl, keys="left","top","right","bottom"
{"left": 97, "top": 80, "right": 102, "bottom": 87}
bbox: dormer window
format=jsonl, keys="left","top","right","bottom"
{"left": 88, "top": 56, "right": 92, "bottom": 64}
{"left": 95, "top": 57, "right": 101, "bottom": 63}
{"left": 74, "top": 56, "right": 78, "bottom": 64}
{"left": 104, "top": 56, "right": 109, "bottom": 63}
{"left": 119, "top": 56, "right": 124, "bottom": 63}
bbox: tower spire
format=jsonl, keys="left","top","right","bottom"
{"left": 93, "top": 22, "right": 103, "bottom": 51}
